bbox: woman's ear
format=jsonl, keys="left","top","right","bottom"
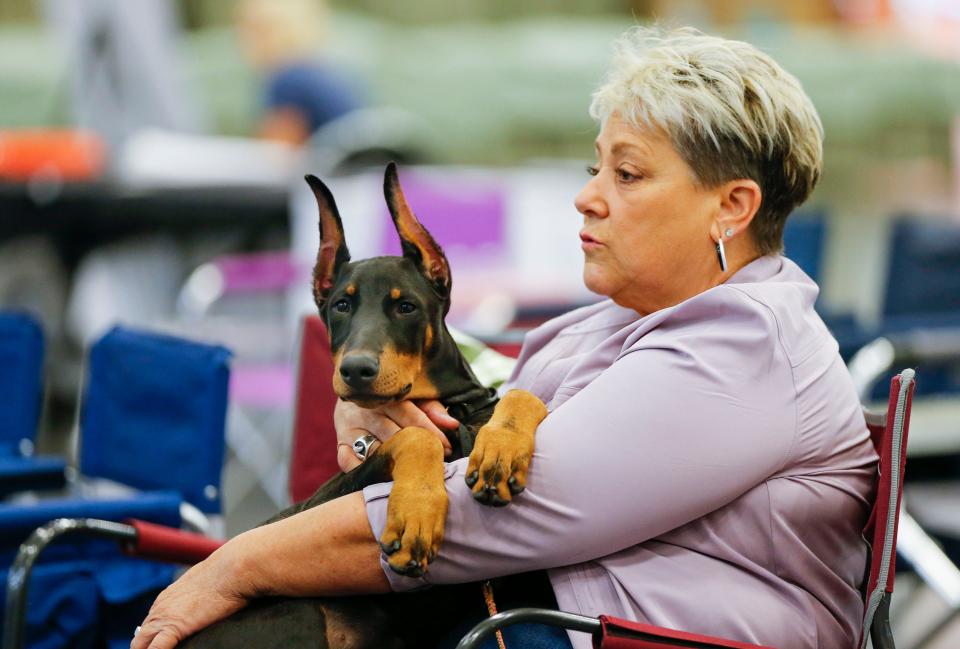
{"left": 715, "top": 178, "right": 762, "bottom": 242}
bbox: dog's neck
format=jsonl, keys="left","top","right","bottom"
{"left": 425, "top": 321, "right": 496, "bottom": 414}
{"left": 421, "top": 321, "right": 499, "bottom": 458}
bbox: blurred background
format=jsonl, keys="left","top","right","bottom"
{"left": 1, "top": 0, "right": 960, "bottom": 646}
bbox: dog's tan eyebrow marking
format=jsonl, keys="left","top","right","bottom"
{"left": 346, "top": 285, "right": 356, "bottom": 296}
{"left": 390, "top": 288, "right": 401, "bottom": 300}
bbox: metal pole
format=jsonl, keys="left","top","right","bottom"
{"left": 455, "top": 608, "right": 601, "bottom": 649}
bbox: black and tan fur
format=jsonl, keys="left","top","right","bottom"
{"left": 180, "top": 164, "right": 548, "bottom": 648}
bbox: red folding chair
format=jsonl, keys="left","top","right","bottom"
{"left": 288, "top": 315, "right": 341, "bottom": 503}
{"left": 456, "top": 368, "right": 916, "bottom": 649}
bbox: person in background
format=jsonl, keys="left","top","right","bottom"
{"left": 236, "top": 0, "right": 364, "bottom": 146}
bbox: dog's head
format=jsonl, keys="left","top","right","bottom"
{"left": 305, "top": 163, "right": 452, "bottom": 407}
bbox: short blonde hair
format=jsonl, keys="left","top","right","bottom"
{"left": 590, "top": 26, "right": 823, "bottom": 255}
{"left": 236, "top": 0, "right": 329, "bottom": 67}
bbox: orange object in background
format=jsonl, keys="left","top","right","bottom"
{"left": 0, "top": 129, "right": 107, "bottom": 182}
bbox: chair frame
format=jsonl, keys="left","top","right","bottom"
{"left": 849, "top": 333, "right": 960, "bottom": 648}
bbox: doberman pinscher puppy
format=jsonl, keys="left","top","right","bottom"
{"left": 179, "top": 164, "right": 548, "bottom": 648}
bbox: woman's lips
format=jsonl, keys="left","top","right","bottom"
{"left": 580, "top": 232, "right": 603, "bottom": 251}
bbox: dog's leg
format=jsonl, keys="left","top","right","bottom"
{"left": 376, "top": 426, "right": 448, "bottom": 577}
{"left": 465, "top": 389, "right": 547, "bottom": 506}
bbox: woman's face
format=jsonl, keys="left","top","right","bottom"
{"left": 574, "top": 114, "right": 723, "bottom": 315}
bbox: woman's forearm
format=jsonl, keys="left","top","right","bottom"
{"left": 133, "top": 492, "right": 389, "bottom": 649}
{"left": 236, "top": 491, "right": 390, "bottom": 597}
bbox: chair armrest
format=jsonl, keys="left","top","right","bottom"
{"left": 598, "top": 615, "right": 777, "bottom": 649}
{"left": 454, "top": 608, "right": 777, "bottom": 649}
{"left": 0, "top": 457, "right": 67, "bottom": 499}
{"left": 122, "top": 519, "right": 224, "bottom": 565}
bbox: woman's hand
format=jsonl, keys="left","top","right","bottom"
{"left": 130, "top": 540, "right": 256, "bottom": 649}
{"left": 334, "top": 399, "right": 459, "bottom": 471}
{"left": 132, "top": 492, "right": 388, "bottom": 648}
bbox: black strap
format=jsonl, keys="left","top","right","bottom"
{"left": 445, "top": 386, "right": 499, "bottom": 423}
{"left": 444, "top": 386, "right": 499, "bottom": 458}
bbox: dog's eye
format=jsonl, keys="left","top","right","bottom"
{"left": 398, "top": 302, "right": 417, "bottom": 315}
{"left": 333, "top": 299, "right": 351, "bottom": 314}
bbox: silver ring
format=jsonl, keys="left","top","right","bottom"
{"left": 352, "top": 434, "right": 379, "bottom": 462}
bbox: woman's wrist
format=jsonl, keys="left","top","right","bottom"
{"left": 221, "top": 493, "right": 390, "bottom": 599}
{"left": 212, "top": 527, "right": 272, "bottom": 599}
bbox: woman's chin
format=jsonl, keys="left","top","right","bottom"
{"left": 582, "top": 268, "right": 614, "bottom": 298}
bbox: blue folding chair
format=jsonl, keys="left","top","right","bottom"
{"left": 76, "top": 326, "right": 231, "bottom": 516}
{"left": 782, "top": 210, "right": 826, "bottom": 284}
{"left": 877, "top": 217, "right": 960, "bottom": 397}
{"left": 782, "top": 211, "right": 870, "bottom": 359}
{"left": 882, "top": 217, "right": 960, "bottom": 326}
{"left": 0, "top": 326, "right": 231, "bottom": 649}
{"left": 0, "top": 313, "right": 66, "bottom": 498}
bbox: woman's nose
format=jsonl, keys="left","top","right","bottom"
{"left": 574, "top": 174, "right": 608, "bottom": 219}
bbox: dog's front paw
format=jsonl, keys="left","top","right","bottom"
{"left": 380, "top": 480, "right": 447, "bottom": 577}
{"left": 378, "top": 426, "right": 448, "bottom": 577}
{"left": 465, "top": 389, "right": 546, "bottom": 507}
{"left": 465, "top": 422, "right": 533, "bottom": 507}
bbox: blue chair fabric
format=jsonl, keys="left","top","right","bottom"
{"left": 0, "top": 459, "right": 68, "bottom": 500}
{"left": 0, "top": 313, "right": 66, "bottom": 498}
{"left": 876, "top": 218, "right": 960, "bottom": 398}
{"left": 79, "top": 326, "right": 231, "bottom": 514}
{"left": 883, "top": 217, "right": 960, "bottom": 319}
{"left": 0, "top": 312, "right": 44, "bottom": 457}
{"left": 781, "top": 212, "right": 871, "bottom": 360}
{"left": 782, "top": 211, "right": 826, "bottom": 284}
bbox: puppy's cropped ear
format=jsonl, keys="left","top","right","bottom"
{"left": 305, "top": 174, "right": 350, "bottom": 310}
{"left": 383, "top": 163, "right": 451, "bottom": 299}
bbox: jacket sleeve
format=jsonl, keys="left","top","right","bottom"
{"left": 363, "top": 295, "right": 799, "bottom": 591}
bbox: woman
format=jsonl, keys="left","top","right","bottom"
{"left": 134, "top": 27, "right": 875, "bottom": 649}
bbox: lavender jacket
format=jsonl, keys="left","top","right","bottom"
{"left": 364, "top": 255, "right": 877, "bottom": 649}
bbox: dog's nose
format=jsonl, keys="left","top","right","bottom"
{"left": 340, "top": 354, "right": 380, "bottom": 389}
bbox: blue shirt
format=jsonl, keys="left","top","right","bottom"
{"left": 264, "top": 61, "right": 364, "bottom": 134}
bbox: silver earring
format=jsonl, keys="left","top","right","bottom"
{"left": 724, "top": 228, "right": 734, "bottom": 238}
{"left": 716, "top": 238, "right": 728, "bottom": 272}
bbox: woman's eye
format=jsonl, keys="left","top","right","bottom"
{"left": 398, "top": 302, "right": 417, "bottom": 315}
{"left": 586, "top": 165, "right": 599, "bottom": 177}
{"left": 616, "top": 168, "right": 640, "bottom": 182}
{"left": 333, "top": 299, "right": 351, "bottom": 313}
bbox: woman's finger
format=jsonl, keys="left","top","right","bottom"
{"left": 415, "top": 399, "right": 460, "bottom": 430}
{"left": 130, "top": 616, "right": 181, "bottom": 649}
{"left": 337, "top": 442, "right": 363, "bottom": 472}
{"left": 382, "top": 401, "right": 454, "bottom": 455}
{"left": 334, "top": 399, "right": 400, "bottom": 445}
{"left": 131, "top": 624, "right": 179, "bottom": 649}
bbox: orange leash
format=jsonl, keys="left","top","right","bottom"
{"left": 481, "top": 580, "right": 507, "bottom": 649}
